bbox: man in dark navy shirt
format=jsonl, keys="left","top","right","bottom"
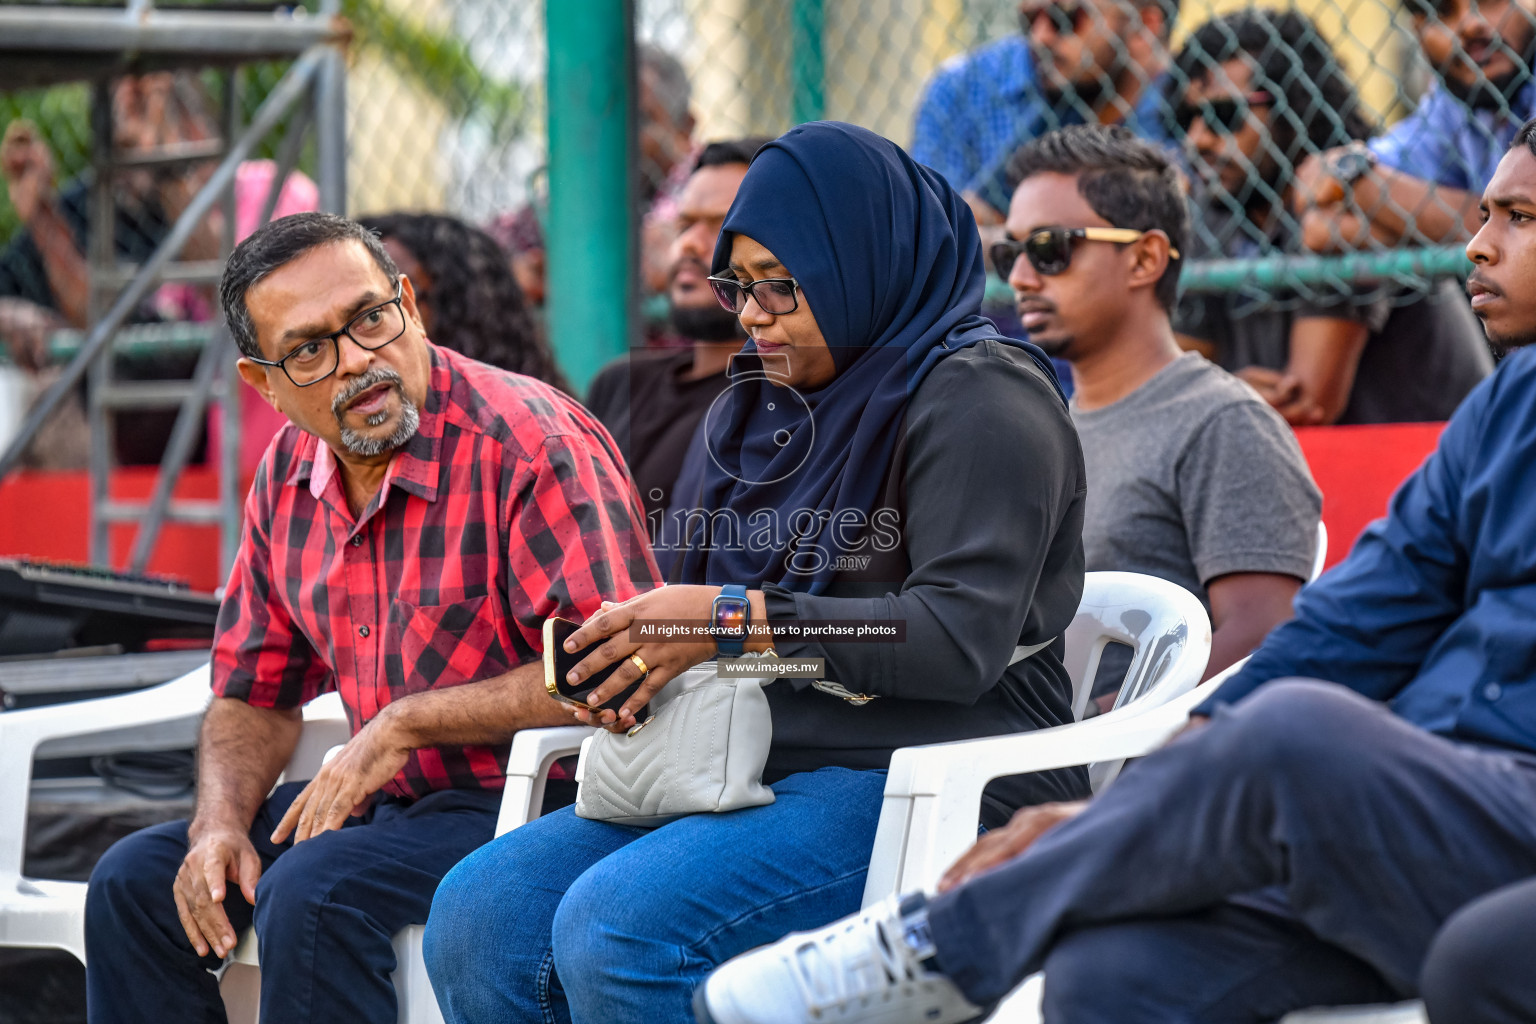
{"left": 692, "top": 121, "right": 1536, "bottom": 1024}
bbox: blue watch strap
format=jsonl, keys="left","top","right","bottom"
{"left": 715, "top": 584, "right": 750, "bottom": 656}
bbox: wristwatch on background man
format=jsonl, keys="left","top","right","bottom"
{"left": 712, "top": 584, "right": 751, "bottom": 657}
{"left": 1327, "top": 142, "right": 1376, "bottom": 190}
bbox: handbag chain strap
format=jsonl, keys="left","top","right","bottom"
{"left": 810, "top": 637, "right": 1057, "bottom": 706}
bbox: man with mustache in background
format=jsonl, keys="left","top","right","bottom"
{"left": 585, "top": 138, "right": 771, "bottom": 523}
{"left": 1297, "top": 0, "right": 1536, "bottom": 250}
{"left": 82, "top": 212, "right": 659, "bottom": 1024}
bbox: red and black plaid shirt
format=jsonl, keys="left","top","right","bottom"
{"left": 212, "top": 344, "right": 660, "bottom": 800}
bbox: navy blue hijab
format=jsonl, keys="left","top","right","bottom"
{"left": 675, "top": 121, "right": 1062, "bottom": 593}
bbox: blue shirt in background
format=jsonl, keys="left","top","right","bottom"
{"left": 1203, "top": 346, "right": 1536, "bottom": 754}
{"left": 910, "top": 35, "right": 1175, "bottom": 213}
{"left": 1370, "top": 80, "right": 1536, "bottom": 194}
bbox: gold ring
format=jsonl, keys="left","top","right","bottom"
{"left": 629, "top": 653, "right": 649, "bottom": 676}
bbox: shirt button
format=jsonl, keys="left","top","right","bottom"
{"left": 351, "top": 535, "right": 363, "bottom": 547}
{"left": 1484, "top": 683, "right": 1502, "bottom": 702}
{"left": 358, "top": 625, "right": 370, "bottom": 638}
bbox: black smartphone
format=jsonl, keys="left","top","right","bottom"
{"left": 543, "top": 616, "right": 649, "bottom": 719}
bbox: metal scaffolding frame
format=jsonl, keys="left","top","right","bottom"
{"left": 0, "top": 1, "right": 350, "bottom": 579}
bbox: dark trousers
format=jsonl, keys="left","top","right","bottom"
{"left": 926, "top": 680, "right": 1536, "bottom": 1023}
{"left": 84, "top": 781, "right": 502, "bottom": 1024}
{"left": 1421, "top": 875, "right": 1536, "bottom": 1024}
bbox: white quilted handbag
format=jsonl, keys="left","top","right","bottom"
{"left": 574, "top": 660, "right": 777, "bottom": 828}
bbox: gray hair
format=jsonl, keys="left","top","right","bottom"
{"left": 639, "top": 43, "right": 692, "bottom": 127}
{"left": 219, "top": 212, "right": 400, "bottom": 359}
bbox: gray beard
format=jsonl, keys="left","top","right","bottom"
{"left": 332, "top": 367, "right": 420, "bottom": 457}
{"left": 339, "top": 400, "right": 419, "bottom": 457}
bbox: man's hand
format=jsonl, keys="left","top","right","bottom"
{"left": 1, "top": 120, "right": 56, "bottom": 225}
{"left": 937, "top": 800, "right": 1088, "bottom": 894}
{"left": 173, "top": 823, "right": 262, "bottom": 959}
{"left": 1235, "top": 366, "right": 1326, "bottom": 426}
{"left": 1293, "top": 150, "right": 1346, "bottom": 213}
{"left": 0, "top": 298, "right": 61, "bottom": 371}
{"left": 270, "top": 711, "right": 412, "bottom": 844}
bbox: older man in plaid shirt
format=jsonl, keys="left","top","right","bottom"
{"left": 82, "top": 213, "right": 660, "bottom": 1024}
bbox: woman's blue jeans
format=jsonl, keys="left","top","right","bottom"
{"left": 423, "top": 767, "right": 888, "bottom": 1023}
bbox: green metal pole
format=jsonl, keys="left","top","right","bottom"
{"left": 546, "top": 0, "right": 635, "bottom": 393}
{"left": 791, "top": 0, "right": 825, "bottom": 124}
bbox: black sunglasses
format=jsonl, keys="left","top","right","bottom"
{"left": 1173, "top": 92, "right": 1275, "bottom": 134}
{"left": 707, "top": 275, "right": 802, "bottom": 315}
{"left": 1020, "top": 3, "right": 1094, "bottom": 36}
{"left": 991, "top": 227, "right": 1181, "bottom": 280}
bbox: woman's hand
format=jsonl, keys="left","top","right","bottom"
{"left": 560, "top": 585, "right": 724, "bottom": 733}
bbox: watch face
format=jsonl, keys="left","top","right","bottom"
{"left": 713, "top": 598, "right": 749, "bottom": 636}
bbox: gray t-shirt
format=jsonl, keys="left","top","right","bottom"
{"left": 1071, "top": 352, "right": 1321, "bottom": 608}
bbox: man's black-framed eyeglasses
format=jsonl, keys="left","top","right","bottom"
{"left": 990, "top": 227, "right": 1181, "bottom": 280}
{"left": 246, "top": 280, "right": 408, "bottom": 387}
{"left": 707, "top": 275, "right": 803, "bottom": 316}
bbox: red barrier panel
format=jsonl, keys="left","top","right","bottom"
{"left": 0, "top": 467, "right": 247, "bottom": 592}
{"left": 1294, "top": 422, "right": 1446, "bottom": 570}
{"left": 0, "top": 423, "right": 1449, "bottom": 591}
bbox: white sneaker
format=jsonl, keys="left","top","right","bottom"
{"left": 693, "top": 894, "right": 986, "bottom": 1024}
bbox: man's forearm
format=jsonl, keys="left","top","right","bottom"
{"left": 25, "top": 200, "right": 90, "bottom": 327}
{"left": 378, "top": 660, "right": 573, "bottom": 751}
{"left": 191, "top": 697, "right": 302, "bottom": 839}
{"left": 1355, "top": 170, "right": 1479, "bottom": 245}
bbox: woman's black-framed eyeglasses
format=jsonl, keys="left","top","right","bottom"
{"left": 707, "top": 275, "right": 802, "bottom": 316}
{"left": 990, "top": 227, "right": 1181, "bottom": 280}
{"left": 247, "top": 280, "right": 408, "bottom": 387}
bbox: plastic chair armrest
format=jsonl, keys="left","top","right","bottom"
{"left": 495, "top": 726, "right": 591, "bottom": 836}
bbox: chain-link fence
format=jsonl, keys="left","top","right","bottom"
{"left": 1, "top": 0, "right": 1521, "bottom": 377}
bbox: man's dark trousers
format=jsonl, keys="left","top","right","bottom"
{"left": 926, "top": 680, "right": 1536, "bottom": 1023}
{"left": 84, "top": 781, "right": 501, "bottom": 1023}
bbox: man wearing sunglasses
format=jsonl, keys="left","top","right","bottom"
{"left": 81, "top": 212, "right": 660, "bottom": 1024}
{"left": 1173, "top": 9, "right": 1490, "bottom": 427}
{"left": 998, "top": 125, "right": 1319, "bottom": 685}
{"left": 911, "top": 0, "right": 1180, "bottom": 222}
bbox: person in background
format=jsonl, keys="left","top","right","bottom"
{"left": 485, "top": 203, "right": 547, "bottom": 312}
{"left": 0, "top": 72, "right": 317, "bottom": 469}
{"left": 1174, "top": 9, "right": 1491, "bottom": 425}
{"left": 1000, "top": 125, "right": 1318, "bottom": 684}
{"left": 584, "top": 137, "right": 770, "bottom": 528}
{"left": 912, "top": 0, "right": 1180, "bottom": 224}
{"left": 1297, "top": 0, "right": 1536, "bottom": 250}
{"left": 359, "top": 212, "right": 569, "bottom": 392}
{"left": 693, "top": 121, "right": 1536, "bottom": 1024}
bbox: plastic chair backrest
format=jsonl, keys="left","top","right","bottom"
{"left": 1061, "top": 571, "right": 1213, "bottom": 722}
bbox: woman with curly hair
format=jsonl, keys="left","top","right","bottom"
{"left": 359, "top": 212, "right": 571, "bottom": 393}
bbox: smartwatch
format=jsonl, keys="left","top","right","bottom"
{"left": 712, "top": 584, "right": 751, "bottom": 657}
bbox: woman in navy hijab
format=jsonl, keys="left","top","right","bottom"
{"left": 424, "top": 122, "right": 1089, "bottom": 1023}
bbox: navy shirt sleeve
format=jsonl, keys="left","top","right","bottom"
{"left": 1196, "top": 361, "right": 1496, "bottom": 714}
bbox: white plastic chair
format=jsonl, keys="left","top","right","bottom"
{"left": 861, "top": 570, "right": 1212, "bottom": 907}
